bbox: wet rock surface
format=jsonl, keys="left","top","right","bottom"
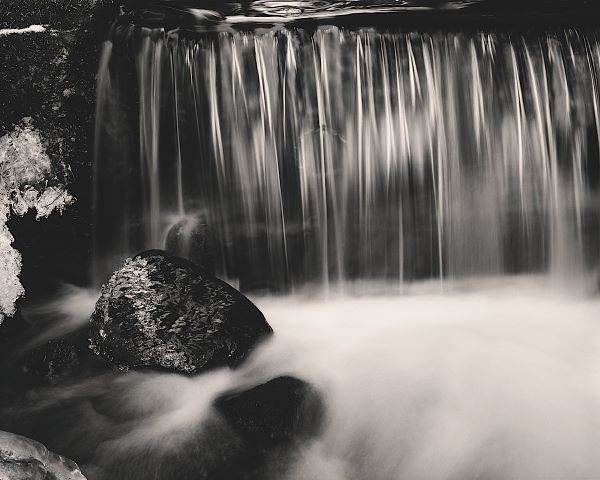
{"left": 89, "top": 250, "right": 273, "bottom": 374}
{"left": 24, "top": 339, "right": 80, "bottom": 386}
{"left": 24, "top": 333, "right": 111, "bottom": 386}
{"left": 0, "top": 1, "right": 117, "bottom": 30}
{"left": 214, "top": 376, "right": 324, "bottom": 447}
{"left": 165, "top": 217, "right": 217, "bottom": 275}
{"left": 79, "top": 376, "right": 324, "bottom": 480}
{"left": 0, "top": 430, "right": 86, "bottom": 480}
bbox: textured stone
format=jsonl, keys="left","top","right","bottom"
{"left": 0, "top": 430, "right": 86, "bottom": 480}
{"left": 0, "top": 0, "right": 117, "bottom": 30}
{"left": 89, "top": 250, "right": 273, "bottom": 374}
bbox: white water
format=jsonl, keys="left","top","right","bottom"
{"left": 94, "top": 27, "right": 600, "bottom": 290}
{"left": 250, "top": 278, "right": 600, "bottom": 479}
{"left": 23, "top": 277, "right": 600, "bottom": 479}
{"left": 86, "top": 17, "right": 600, "bottom": 480}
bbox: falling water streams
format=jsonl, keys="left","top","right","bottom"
{"left": 14, "top": 7, "right": 600, "bottom": 480}
{"left": 95, "top": 24, "right": 600, "bottom": 292}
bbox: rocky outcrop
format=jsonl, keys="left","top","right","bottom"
{"left": 0, "top": 1, "right": 117, "bottom": 31}
{"left": 89, "top": 250, "right": 273, "bottom": 374}
{"left": 0, "top": 121, "right": 76, "bottom": 322}
{"left": 0, "top": 430, "right": 86, "bottom": 480}
{"left": 214, "top": 376, "right": 324, "bottom": 447}
{"left": 0, "top": 1, "right": 119, "bottom": 302}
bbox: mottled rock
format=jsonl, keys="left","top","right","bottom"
{"left": 0, "top": 430, "right": 86, "bottom": 480}
{"left": 0, "top": 0, "right": 118, "bottom": 30}
{"left": 214, "top": 376, "right": 324, "bottom": 447}
{"left": 24, "top": 338, "right": 80, "bottom": 385}
{"left": 89, "top": 250, "right": 273, "bottom": 374}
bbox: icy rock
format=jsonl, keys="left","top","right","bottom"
{"left": 0, "top": 430, "right": 86, "bottom": 480}
{"left": 89, "top": 250, "right": 273, "bottom": 374}
{"left": 0, "top": 200, "right": 23, "bottom": 321}
{"left": 0, "top": 122, "right": 75, "bottom": 323}
{"left": 33, "top": 186, "right": 75, "bottom": 219}
{"left": 0, "top": 122, "right": 51, "bottom": 186}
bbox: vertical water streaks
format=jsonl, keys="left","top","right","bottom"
{"left": 94, "top": 26, "right": 600, "bottom": 292}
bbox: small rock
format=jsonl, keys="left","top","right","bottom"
{"left": 24, "top": 338, "right": 80, "bottom": 385}
{"left": 0, "top": 430, "right": 86, "bottom": 480}
{"left": 214, "top": 376, "right": 324, "bottom": 447}
{"left": 89, "top": 250, "right": 273, "bottom": 374}
{"left": 165, "top": 217, "right": 217, "bottom": 274}
{"left": 22, "top": 327, "right": 112, "bottom": 386}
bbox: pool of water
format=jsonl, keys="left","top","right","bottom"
{"left": 3, "top": 276, "right": 600, "bottom": 479}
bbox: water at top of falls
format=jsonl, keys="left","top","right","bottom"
{"left": 94, "top": 24, "right": 600, "bottom": 293}
{"left": 121, "top": 0, "right": 600, "bottom": 29}
{"left": 124, "top": 0, "right": 599, "bottom": 17}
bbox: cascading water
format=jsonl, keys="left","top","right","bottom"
{"left": 5, "top": 5, "right": 600, "bottom": 480}
{"left": 94, "top": 23, "right": 600, "bottom": 291}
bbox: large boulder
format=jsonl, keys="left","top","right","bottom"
{"left": 214, "top": 376, "right": 324, "bottom": 448}
{"left": 89, "top": 250, "right": 273, "bottom": 374}
{"left": 0, "top": 430, "right": 86, "bottom": 480}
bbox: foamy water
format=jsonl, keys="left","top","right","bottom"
{"left": 249, "top": 277, "right": 600, "bottom": 479}
{"left": 8, "top": 277, "right": 600, "bottom": 479}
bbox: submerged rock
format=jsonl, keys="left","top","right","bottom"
{"left": 214, "top": 376, "right": 324, "bottom": 447}
{"left": 165, "top": 217, "right": 217, "bottom": 274}
{"left": 24, "top": 338, "right": 79, "bottom": 385}
{"left": 89, "top": 250, "right": 273, "bottom": 374}
{"left": 0, "top": 430, "right": 86, "bottom": 480}
{"left": 96, "top": 376, "right": 324, "bottom": 480}
{"left": 23, "top": 333, "right": 111, "bottom": 386}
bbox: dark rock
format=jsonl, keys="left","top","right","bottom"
{"left": 0, "top": 0, "right": 118, "bottom": 30}
{"left": 0, "top": 430, "right": 86, "bottom": 480}
{"left": 165, "top": 217, "right": 217, "bottom": 274}
{"left": 89, "top": 376, "right": 323, "bottom": 480}
{"left": 0, "top": 310, "right": 30, "bottom": 348}
{"left": 214, "top": 376, "right": 324, "bottom": 447}
{"left": 24, "top": 338, "right": 80, "bottom": 385}
{"left": 22, "top": 332, "right": 112, "bottom": 387}
{"left": 126, "top": 4, "right": 226, "bottom": 28}
{"left": 89, "top": 250, "right": 273, "bottom": 374}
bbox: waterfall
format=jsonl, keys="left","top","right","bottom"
{"left": 94, "top": 24, "right": 600, "bottom": 292}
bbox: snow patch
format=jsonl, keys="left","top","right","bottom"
{"left": 0, "top": 25, "right": 47, "bottom": 36}
{"left": 0, "top": 122, "right": 76, "bottom": 323}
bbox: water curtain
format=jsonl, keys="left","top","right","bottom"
{"left": 94, "top": 25, "right": 600, "bottom": 291}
